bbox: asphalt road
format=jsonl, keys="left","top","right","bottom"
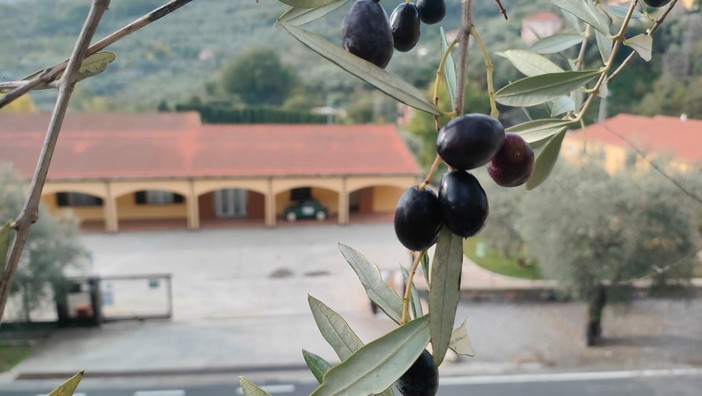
{"left": 3, "top": 368, "right": 701, "bottom": 396}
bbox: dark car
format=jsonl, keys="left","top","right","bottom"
{"left": 284, "top": 199, "right": 329, "bottom": 222}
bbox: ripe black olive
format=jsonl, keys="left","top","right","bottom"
{"left": 342, "top": 0, "right": 394, "bottom": 69}
{"left": 394, "top": 186, "right": 443, "bottom": 251}
{"left": 438, "top": 171, "right": 488, "bottom": 238}
{"left": 390, "top": 3, "right": 421, "bottom": 52}
{"left": 436, "top": 113, "right": 505, "bottom": 171}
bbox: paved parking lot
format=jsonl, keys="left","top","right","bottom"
{"left": 79, "top": 222, "right": 411, "bottom": 319}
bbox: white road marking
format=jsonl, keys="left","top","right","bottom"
{"left": 440, "top": 367, "right": 702, "bottom": 385}
{"left": 133, "top": 391, "right": 186, "bottom": 396}
{"left": 236, "top": 384, "right": 295, "bottom": 394}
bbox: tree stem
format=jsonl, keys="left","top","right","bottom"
{"left": 400, "top": 251, "right": 425, "bottom": 324}
{"left": 0, "top": 0, "right": 111, "bottom": 325}
{"left": 454, "top": 0, "right": 474, "bottom": 116}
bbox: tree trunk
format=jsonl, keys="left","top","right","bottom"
{"left": 586, "top": 286, "right": 608, "bottom": 346}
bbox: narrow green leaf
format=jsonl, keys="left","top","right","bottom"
{"left": 495, "top": 70, "right": 601, "bottom": 107}
{"left": 526, "top": 130, "right": 567, "bottom": 190}
{"left": 421, "top": 253, "right": 430, "bottom": 289}
{"left": 440, "top": 27, "right": 457, "bottom": 109}
{"left": 24, "top": 52, "right": 116, "bottom": 83}
{"left": 0, "top": 221, "right": 13, "bottom": 274}
{"left": 239, "top": 377, "right": 273, "bottom": 396}
{"left": 276, "top": 0, "right": 349, "bottom": 26}
{"left": 303, "top": 350, "right": 333, "bottom": 384}
{"left": 549, "top": 96, "right": 575, "bottom": 117}
{"left": 310, "top": 316, "right": 430, "bottom": 396}
{"left": 47, "top": 371, "right": 84, "bottom": 396}
{"left": 429, "top": 229, "right": 463, "bottom": 366}
{"left": 498, "top": 50, "right": 564, "bottom": 77}
{"left": 607, "top": 5, "right": 645, "bottom": 20}
{"left": 624, "top": 34, "right": 652, "bottom": 62}
{"left": 277, "top": 0, "right": 336, "bottom": 8}
{"left": 338, "top": 243, "right": 403, "bottom": 323}
{"left": 598, "top": 79, "right": 609, "bottom": 98}
{"left": 551, "top": 0, "right": 610, "bottom": 35}
{"left": 400, "top": 266, "right": 423, "bottom": 320}
{"left": 279, "top": 22, "right": 440, "bottom": 115}
{"left": 448, "top": 319, "right": 475, "bottom": 357}
{"left": 562, "top": 10, "right": 583, "bottom": 33}
{"left": 506, "top": 118, "right": 573, "bottom": 144}
{"left": 308, "top": 295, "right": 364, "bottom": 360}
{"left": 595, "top": 30, "right": 613, "bottom": 63}
{"left": 530, "top": 34, "right": 583, "bottom": 54}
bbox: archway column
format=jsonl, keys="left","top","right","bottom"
{"left": 104, "top": 181, "right": 119, "bottom": 233}
{"left": 265, "top": 178, "right": 276, "bottom": 227}
{"left": 338, "top": 177, "right": 349, "bottom": 225}
{"left": 187, "top": 179, "right": 200, "bottom": 230}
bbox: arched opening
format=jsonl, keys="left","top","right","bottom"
{"left": 348, "top": 185, "right": 404, "bottom": 223}
{"left": 42, "top": 191, "right": 106, "bottom": 232}
{"left": 198, "top": 188, "right": 266, "bottom": 228}
{"left": 276, "top": 186, "right": 339, "bottom": 224}
{"left": 115, "top": 189, "right": 188, "bottom": 231}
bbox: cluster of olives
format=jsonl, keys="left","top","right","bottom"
{"left": 341, "top": 0, "right": 446, "bottom": 68}
{"left": 394, "top": 114, "right": 535, "bottom": 252}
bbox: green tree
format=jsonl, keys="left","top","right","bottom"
{"left": 221, "top": 47, "right": 298, "bottom": 106}
{"left": 515, "top": 159, "right": 700, "bottom": 345}
{"left": 0, "top": 166, "right": 89, "bottom": 322}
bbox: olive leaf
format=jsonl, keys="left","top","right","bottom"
{"left": 429, "top": 228, "right": 463, "bottom": 366}
{"left": 24, "top": 51, "right": 116, "bottom": 85}
{"left": 338, "top": 243, "right": 403, "bottom": 323}
{"left": 400, "top": 265, "right": 423, "bottom": 320}
{"left": 0, "top": 221, "right": 13, "bottom": 274}
{"left": 440, "top": 27, "right": 457, "bottom": 110}
{"left": 551, "top": 0, "right": 610, "bottom": 35}
{"left": 506, "top": 118, "right": 573, "bottom": 145}
{"left": 526, "top": 130, "right": 567, "bottom": 190}
{"left": 495, "top": 70, "right": 601, "bottom": 107}
{"left": 421, "top": 253, "right": 430, "bottom": 289}
{"left": 239, "top": 377, "right": 272, "bottom": 396}
{"left": 47, "top": 371, "right": 84, "bottom": 396}
{"left": 276, "top": 0, "right": 349, "bottom": 26}
{"left": 448, "top": 319, "right": 475, "bottom": 357}
{"left": 308, "top": 295, "right": 364, "bottom": 360}
{"left": 303, "top": 349, "right": 333, "bottom": 384}
{"left": 278, "top": 22, "right": 440, "bottom": 115}
{"left": 530, "top": 34, "right": 583, "bottom": 54}
{"left": 277, "top": 0, "right": 337, "bottom": 9}
{"left": 595, "top": 30, "right": 613, "bottom": 63}
{"left": 310, "top": 315, "right": 430, "bottom": 396}
{"left": 607, "top": 5, "right": 645, "bottom": 20}
{"left": 498, "top": 50, "right": 564, "bottom": 77}
{"left": 624, "top": 34, "right": 652, "bottom": 62}
{"left": 549, "top": 96, "right": 575, "bottom": 117}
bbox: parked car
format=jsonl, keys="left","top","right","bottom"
{"left": 284, "top": 199, "right": 329, "bottom": 222}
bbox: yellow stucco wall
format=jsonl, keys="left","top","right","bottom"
{"left": 371, "top": 186, "right": 403, "bottom": 212}
{"left": 41, "top": 194, "right": 105, "bottom": 221}
{"left": 115, "top": 194, "right": 187, "bottom": 220}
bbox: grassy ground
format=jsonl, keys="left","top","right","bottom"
{"left": 0, "top": 344, "right": 32, "bottom": 372}
{"left": 463, "top": 237, "right": 544, "bottom": 280}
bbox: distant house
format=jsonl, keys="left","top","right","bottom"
{"left": 561, "top": 114, "right": 702, "bottom": 173}
{"left": 0, "top": 113, "right": 420, "bottom": 232}
{"left": 522, "top": 11, "right": 562, "bottom": 45}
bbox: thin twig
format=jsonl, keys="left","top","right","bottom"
{"left": 0, "top": 0, "right": 111, "bottom": 325}
{"left": 468, "top": 27, "right": 498, "bottom": 118}
{"left": 401, "top": 251, "right": 426, "bottom": 324}
{"left": 494, "top": 0, "right": 508, "bottom": 20}
{"left": 0, "top": 0, "right": 193, "bottom": 110}
{"left": 608, "top": 0, "right": 679, "bottom": 82}
{"left": 454, "top": 0, "right": 474, "bottom": 116}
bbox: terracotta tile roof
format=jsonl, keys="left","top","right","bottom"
{"left": 524, "top": 11, "right": 561, "bottom": 21}
{"left": 0, "top": 113, "right": 420, "bottom": 180}
{"left": 567, "top": 114, "right": 702, "bottom": 163}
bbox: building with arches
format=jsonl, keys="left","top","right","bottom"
{"left": 0, "top": 112, "right": 420, "bottom": 232}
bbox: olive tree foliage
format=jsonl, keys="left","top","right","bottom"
{"left": 0, "top": 167, "right": 89, "bottom": 322}
{"left": 220, "top": 47, "right": 299, "bottom": 106}
{"left": 511, "top": 157, "right": 700, "bottom": 344}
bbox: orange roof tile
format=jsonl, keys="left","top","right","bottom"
{"left": 567, "top": 114, "right": 702, "bottom": 163}
{"left": 0, "top": 113, "right": 420, "bottom": 180}
{"left": 523, "top": 11, "right": 561, "bottom": 21}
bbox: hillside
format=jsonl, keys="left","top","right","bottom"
{"left": 0, "top": 0, "right": 534, "bottom": 110}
